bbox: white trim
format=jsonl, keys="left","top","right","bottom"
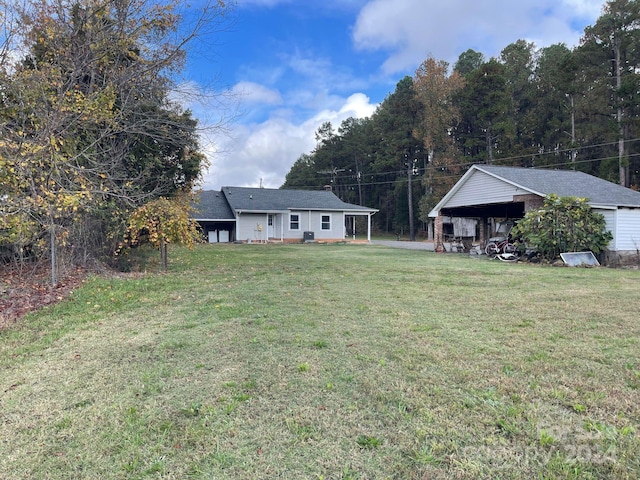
{"left": 427, "top": 165, "right": 544, "bottom": 217}
{"left": 428, "top": 166, "right": 481, "bottom": 217}
{"left": 428, "top": 165, "right": 640, "bottom": 217}
{"left": 280, "top": 213, "right": 284, "bottom": 240}
{"left": 321, "top": 213, "right": 332, "bottom": 231}
{"left": 589, "top": 204, "right": 617, "bottom": 210}
{"left": 474, "top": 165, "right": 545, "bottom": 197}
{"left": 267, "top": 213, "right": 274, "bottom": 238}
{"left": 289, "top": 212, "right": 300, "bottom": 230}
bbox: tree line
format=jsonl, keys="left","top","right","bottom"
{"left": 282, "top": 0, "right": 640, "bottom": 240}
{"left": 0, "top": 0, "right": 230, "bottom": 276}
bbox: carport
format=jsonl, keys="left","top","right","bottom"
{"left": 432, "top": 202, "right": 526, "bottom": 252}
{"left": 428, "top": 165, "right": 546, "bottom": 252}
{"left": 428, "top": 164, "right": 640, "bottom": 259}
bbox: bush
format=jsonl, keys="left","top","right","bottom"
{"left": 511, "top": 195, "right": 613, "bottom": 261}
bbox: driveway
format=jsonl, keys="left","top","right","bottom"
{"left": 371, "top": 240, "right": 435, "bottom": 251}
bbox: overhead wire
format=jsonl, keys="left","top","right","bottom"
{"left": 294, "top": 137, "right": 640, "bottom": 190}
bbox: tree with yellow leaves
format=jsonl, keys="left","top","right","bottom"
{"left": 126, "top": 193, "right": 202, "bottom": 271}
{"left": 0, "top": 0, "right": 231, "bottom": 281}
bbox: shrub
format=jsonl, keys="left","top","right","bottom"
{"left": 511, "top": 195, "right": 613, "bottom": 261}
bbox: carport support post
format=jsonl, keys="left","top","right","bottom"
{"left": 434, "top": 212, "right": 445, "bottom": 253}
{"left": 480, "top": 217, "right": 489, "bottom": 247}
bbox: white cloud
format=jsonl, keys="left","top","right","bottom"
{"left": 201, "top": 93, "right": 377, "bottom": 190}
{"left": 231, "top": 81, "right": 283, "bottom": 105}
{"left": 563, "top": 0, "right": 604, "bottom": 17}
{"left": 195, "top": 0, "right": 605, "bottom": 192}
{"left": 281, "top": 50, "right": 371, "bottom": 99}
{"left": 313, "top": 93, "right": 378, "bottom": 122}
{"left": 352, "top": 0, "right": 604, "bottom": 74}
{"left": 238, "top": 0, "right": 368, "bottom": 11}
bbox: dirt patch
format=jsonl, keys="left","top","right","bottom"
{"left": 0, "top": 264, "right": 87, "bottom": 330}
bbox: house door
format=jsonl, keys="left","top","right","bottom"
{"left": 267, "top": 214, "right": 274, "bottom": 238}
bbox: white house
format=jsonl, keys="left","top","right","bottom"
{"left": 193, "top": 187, "right": 378, "bottom": 243}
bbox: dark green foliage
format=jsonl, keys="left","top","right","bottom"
{"left": 282, "top": 78, "right": 426, "bottom": 236}
{"left": 453, "top": 59, "right": 509, "bottom": 164}
{"left": 282, "top": 153, "right": 317, "bottom": 188}
{"left": 453, "top": 49, "right": 485, "bottom": 77}
{"left": 512, "top": 195, "right": 614, "bottom": 261}
{"left": 0, "top": 0, "right": 214, "bottom": 269}
{"left": 579, "top": 0, "right": 640, "bottom": 187}
{"left": 280, "top": 0, "right": 640, "bottom": 237}
{"left": 530, "top": 43, "right": 578, "bottom": 168}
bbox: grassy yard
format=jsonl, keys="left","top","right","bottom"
{"left": 1, "top": 244, "right": 639, "bottom": 479}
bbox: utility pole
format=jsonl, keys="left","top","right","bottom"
{"left": 406, "top": 150, "right": 416, "bottom": 241}
{"left": 613, "top": 36, "right": 628, "bottom": 187}
{"left": 354, "top": 154, "right": 363, "bottom": 205}
{"left": 317, "top": 167, "right": 345, "bottom": 196}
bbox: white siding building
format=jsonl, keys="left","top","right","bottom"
{"left": 193, "top": 187, "right": 377, "bottom": 244}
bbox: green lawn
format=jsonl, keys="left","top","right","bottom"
{"left": 1, "top": 244, "right": 639, "bottom": 479}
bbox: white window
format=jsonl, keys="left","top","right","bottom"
{"left": 321, "top": 214, "right": 331, "bottom": 230}
{"left": 290, "top": 213, "right": 300, "bottom": 230}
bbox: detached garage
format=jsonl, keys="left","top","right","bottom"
{"left": 428, "top": 165, "right": 640, "bottom": 263}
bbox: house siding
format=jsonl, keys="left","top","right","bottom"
{"left": 446, "top": 171, "right": 521, "bottom": 207}
{"left": 615, "top": 208, "right": 640, "bottom": 251}
{"left": 287, "top": 210, "right": 345, "bottom": 240}
{"left": 237, "top": 214, "right": 270, "bottom": 242}
{"left": 595, "top": 208, "right": 617, "bottom": 250}
{"left": 576, "top": 207, "right": 640, "bottom": 253}
{"left": 236, "top": 211, "right": 347, "bottom": 242}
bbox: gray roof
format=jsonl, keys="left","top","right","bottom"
{"left": 222, "top": 186, "right": 376, "bottom": 212}
{"left": 192, "top": 190, "right": 235, "bottom": 219}
{"left": 478, "top": 165, "right": 640, "bottom": 208}
{"left": 193, "top": 187, "right": 377, "bottom": 219}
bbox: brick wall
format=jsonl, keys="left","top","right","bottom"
{"left": 434, "top": 213, "right": 445, "bottom": 252}
{"left": 513, "top": 194, "right": 543, "bottom": 212}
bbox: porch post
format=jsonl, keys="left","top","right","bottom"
{"left": 367, "top": 213, "right": 372, "bottom": 242}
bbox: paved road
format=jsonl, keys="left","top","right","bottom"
{"left": 371, "top": 240, "right": 435, "bottom": 251}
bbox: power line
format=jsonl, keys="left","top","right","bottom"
{"left": 291, "top": 151, "right": 640, "bottom": 191}
{"left": 296, "top": 136, "right": 640, "bottom": 186}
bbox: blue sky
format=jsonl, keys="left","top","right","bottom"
{"left": 179, "top": 0, "right": 606, "bottom": 191}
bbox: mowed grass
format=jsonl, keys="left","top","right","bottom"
{"left": 1, "top": 244, "right": 639, "bottom": 479}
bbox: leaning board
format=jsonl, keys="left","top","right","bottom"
{"left": 560, "top": 251, "right": 600, "bottom": 267}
